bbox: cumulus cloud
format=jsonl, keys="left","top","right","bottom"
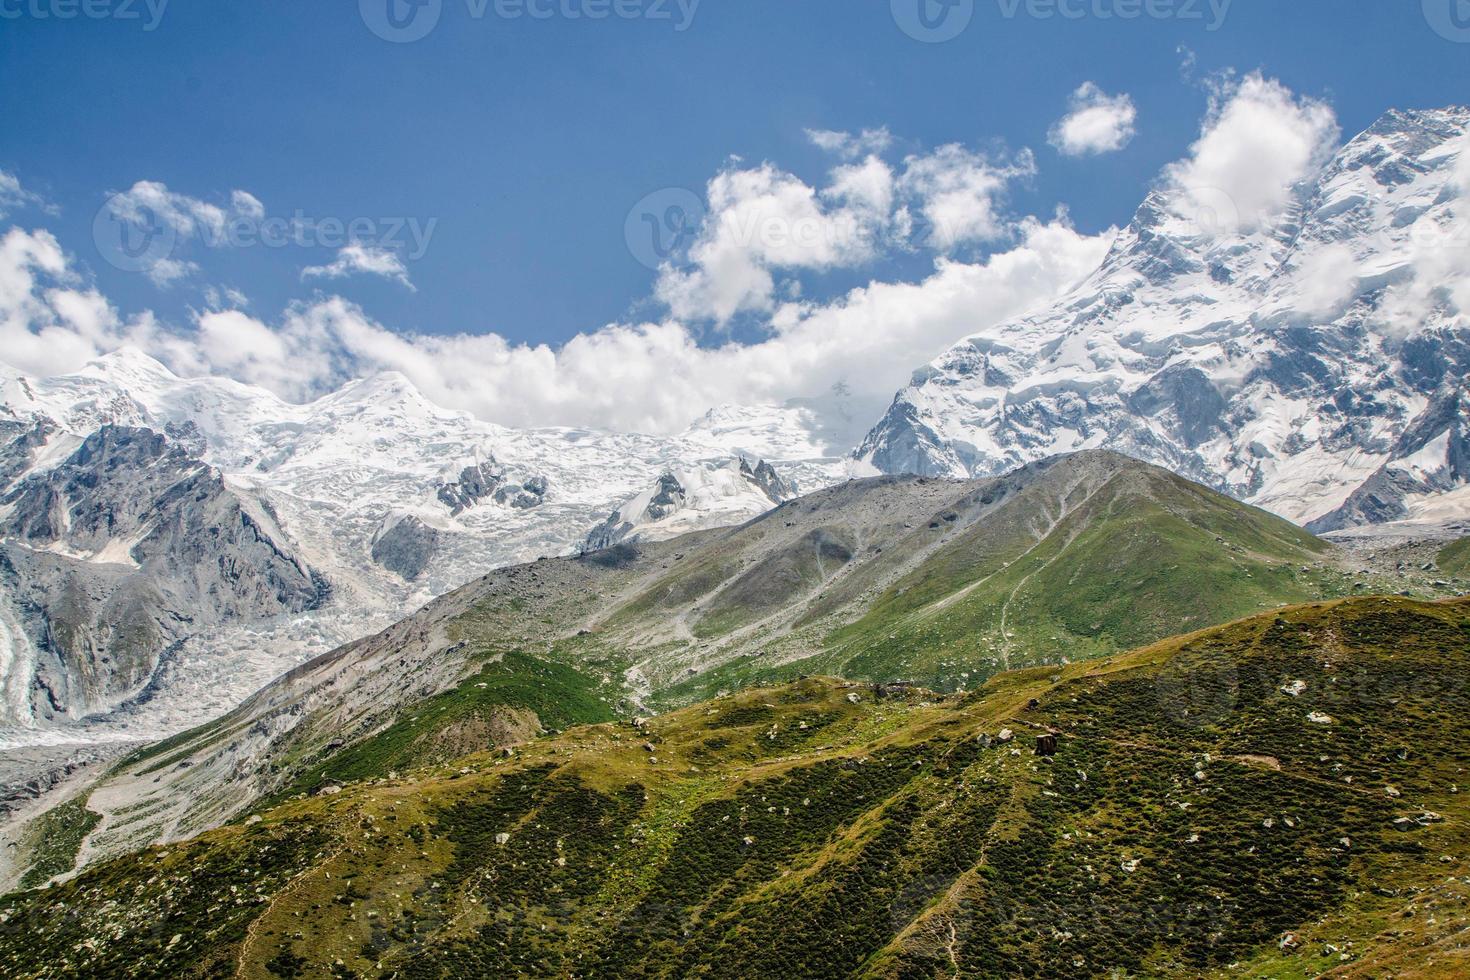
{"left": 897, "top": 145, "right": 1035, "bottom": 250}
{"left": 0, "top": 227, "right": 172, "bottom": 378}
{"left": 302, "top": 244, "right": 415, "bottom": 291}
{"left": 1, "top": 120, "right": 1138, "bottom": 442}
{"left": 655, "top": 160, "right": 894, "bottom": 322}
{"left": 1048, "top": 83, "right": 1138, "bottom": 157}
{"left": 652, "top": 139, "right": 1040, "bottom": 323}
{"left": 1162, "top": 73, "right": 1338, "bottom": 235}
{"left": 805, "top": 127, "right": 893, "bottom": 159}
{"left": 191, "top": 216, "right": 1108, "bottom": 434}
{"left": 107, "top": 181, "right": 237, "bottom": 241}
{"left": 1292, "top": 243, "right": 1360, "bottom": 318}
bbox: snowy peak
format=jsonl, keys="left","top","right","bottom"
{"left": 858, "top": 105, "right": 1470, "bottom": 528}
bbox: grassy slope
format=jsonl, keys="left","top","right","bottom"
{"left": 4, "top": 595, "right": 1468, "bottom": 979}
{"left": 19, "top": 459, "right": 1454, "bottom": 894}
{"left": 15, "top": 797, "right": 101, "bottom": 891}
{"left": 1440, "top": 536, "right": 1470, "bottom": 578}
{"left": 257, "top": 651, "right": 620, "bottom": 807}
{"left": 659, "top": 466, "right": 1345, "bottom": 705}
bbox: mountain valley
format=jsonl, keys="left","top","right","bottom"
{"left": 4, "top": 593, "right": 1468, "bottom": 978}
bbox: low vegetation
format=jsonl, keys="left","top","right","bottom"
{"left": 15, "top": 797, "right": 101, "bottom": 891}
{"left": 4, "top": 595, "right": 1468, "bottom": 978}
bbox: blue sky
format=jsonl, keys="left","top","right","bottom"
{"left": 1, "top": 1, "right": 1468, "bottom": 435}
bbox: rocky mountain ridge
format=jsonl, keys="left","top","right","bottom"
{"left": 0, "top": 352, "right": 850, "bottom": 746}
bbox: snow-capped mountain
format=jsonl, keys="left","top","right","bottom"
{"left": 0, "top": 351, "right": 851, "bottom": 745}
{"left": 858, "top": 107, "right": 1470, "bottom": 530}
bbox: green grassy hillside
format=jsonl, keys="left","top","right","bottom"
{"left": 13, "top": 452, "right": 1455, "bottom": 894}
{"left": 1440, "top": 535, "right": 1470, "bottom": 578}
{"left": 817, "top": 463, "right": 1335, "bottom": 685}
{"left": 5, "top": 595, "right": 1468, "bottom": 979}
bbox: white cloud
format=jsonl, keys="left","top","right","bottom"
{"left": 654, "top": 133, "right": 1039, "bottom": 323}
{"left": 805, "top": 128, "right": 893, "bottom": 159}
{"left": 0, "top": 124, "right": 1119, "bottom": 443}
{"left": 0, "top": 210, "right": 1111, "bottom": 439}
{"left": 1048, "top": 83, "right": 1138, "bottom": 157}
{"left": 897, "top": 145, "right": 1035, "bottom": 250}
{"left": 302, "top": 244, "right": 415, "bottom": 291}
{"left": 192, "top": 216, "right": 1108, "bottom": 435}
{"left": 100, "top": 181, "right": 266, "bottom": 287}
{"left": 825, "top": 155, "right": 896, "bottom": 216}
{"left": 655, "top": 160, "right": 893, "bottom": 322}
{"left": 1292, "top": 244, "right": 1360, "bottom": 318}
{"left": 0, "top": 171, "right": 38, "bottom": 220}
{"left": 108, "top": 181, "right": 234, "bottom": 240}
{"left": 203, "top": 285, "right": 250, "bottom": 311}
{"left": 144, "top": 257, "right": 203, "bottom": 288}
{"left": 0, "top": 227, "right": 170, "bottom": 378}
{"left": 1162, "top": 73, "right": 1338, "bottom": 235}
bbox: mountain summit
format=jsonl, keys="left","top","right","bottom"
{"left": 858, "top": 107, "right": 1470, "bottom": 530}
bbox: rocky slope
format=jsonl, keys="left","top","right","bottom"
{"left": 583, "top": 456, "right": 798, "bottom": 551}
{"left": 0, "top": 423, "right": 326, "bottom": 723}
{"left": 4, "top": 594, "right": 1469, "bottom": 978}
{"left": 0, "top": 352, "right": 850, "bottom": 746}
{"left": 858, "top": 107, "right": 1470, "bottom": 532}
{"left": 15, "top": 451, "right": 1461, "bottom": 891}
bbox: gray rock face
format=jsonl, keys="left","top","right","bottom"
{"left": 0, "top": 418, "right": 52, "bottom": 488}
{"left": 437, "top": 460, "right": 548, "bottom": 514}
{"left": 741, "top": 457, "right": 798, "bottom": 503}
{"left": 437, "top": 460, "right": 505, "bottom": 515}
{"left": 645, "top": 473, "right": 688, "bottom": 520}
{"left": 583, "top": 457, "right": 799, "bottom": 552}
{"left": 859, "top": 399, "right": 965, "bottom": 479}
{"left": 370, "top": 516, "right": 441, "bottom": 582}
{"left": 493, "top": 475, "right": 549, "bottom": 510}
{"left": 1310, "top": 389, "right": 1470, "bottom": 532}
{"left": 1126, "top": 366, "right": 1227, "bottom": 450}
{"left": 0, "top": 425, "right": 327, "bottom": 722}
{"left": 584, "top": 473, "right": 689, "bottom": 552}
